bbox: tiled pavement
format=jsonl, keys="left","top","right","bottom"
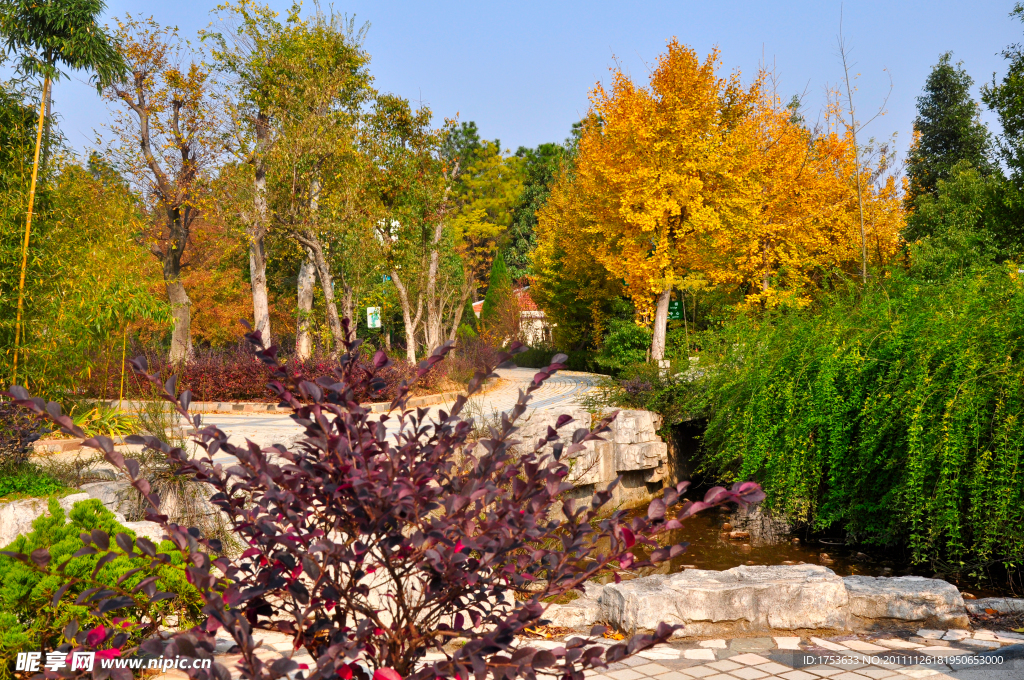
{"left": 170, "top": 627, "right": 1024, "bottom": 680}
{"left": 193, "top": 367, "right": 600, "bottom": 467}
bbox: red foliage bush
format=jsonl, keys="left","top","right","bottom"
{"left": 81, "top": 345, "right": 448, "bottom": 403}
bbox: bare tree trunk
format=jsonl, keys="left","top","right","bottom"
{"left": 423, "top": 162, "right": 457, "bottom": 353}
{"left": 424, "top": 222, "right": 445, "bottom": 353}
{"left": 249, "top": 234, "right": 272, "bottom": 345}
{"left": 391, "top": 269, "right": 422, "bottom": 363}
{"left": 294, "top": 248, "right": 316, "bottom": 360}
{"left": 447, "top": 275, "right": 473, "bottom": 343}
{"left": 342, "top": 281, "right": 354, "bottom": 342}
{"left": 301, "top": 233, "right": 345, "bottom": 355}
{"left": 166, "top": 278, "right": 193, "bottom": 364}
{"left": 250, "top": 113, "right": 273, "bottom": 345}
{"left": 651, "top": 284, "right": 672, "bottom": 362}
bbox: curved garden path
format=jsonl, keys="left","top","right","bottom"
{"left": 196, "top": 367, "right": 603, "bottom": 467}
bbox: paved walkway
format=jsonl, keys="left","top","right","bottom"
{"left": 190, "top": 368, "right": 601, "bottom": 467}
{"left": 173, "top": 627, "right": 1024, "bottom": 680}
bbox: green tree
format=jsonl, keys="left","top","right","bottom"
{"left": 907, "top": 53, "right": 993, "bottom": 203}
{"left": 480, "top": 249, "right": 512, "bottom": 327}
{"left": 905, "top": 163, "right": 1008, "bottom": 279}
{"left": 449, "top": 139, "right": 523, "bottom": 290}
{"left": 363, "top": 95, "right": 464, "bottom": 361}
{"left": 984, "top": 4, "right": 1024, "bottom": 182}
{"left": 505, "top": 142, "right": 566, "bottom": 281}
{"left": 0, "top": 0, "right": 126, "bottom": 384}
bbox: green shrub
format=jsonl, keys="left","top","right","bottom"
{"left": 0, "top": 499, "right": 202, "bottom": 677}
{"left": 593, "top": 319, "right": 651, "bottom": 375}
{"left": 0, "top": 463, "right": 69, "bottom": 501}
{"left": 513, "top": 345, "right": 595, "bottom": 372}
{"left": 686, "top": 266, "right": 1024, "bottom": 571}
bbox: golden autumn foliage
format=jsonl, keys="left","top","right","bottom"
{"left": 534, "top": 39, "right": 904, "bottom": 324}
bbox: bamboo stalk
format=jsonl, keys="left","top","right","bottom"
{"left": 11, "top": 76, "right": 51, "bottom": 386}
{"left": 119, "top": 326, "right": 128, "bottom": 407}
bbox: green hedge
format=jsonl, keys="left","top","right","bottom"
{"left": 689, "top": 266, "right": 1024, "bottom": 571}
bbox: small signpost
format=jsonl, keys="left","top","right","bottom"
{"left": 367, "top": 307, "right": 381, "bottom": 329}
{"left": 668, "top": 299, "right": 682, "bottom": 320}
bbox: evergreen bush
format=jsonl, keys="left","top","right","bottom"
{"left": 0, "top": 499, "right": 202, "bottom": 678}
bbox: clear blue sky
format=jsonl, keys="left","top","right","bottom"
{"left": 15, "top": 0, "right": 1024, "bottom": 161}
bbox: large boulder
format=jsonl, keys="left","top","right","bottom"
{"left": 543, "top": 599, "right": 603, "bottom": 629}
{"left": 843, "top": 575, "right": 968, "bottom": 629}
{"left": 600, "top": 564, "right": 850, "bottom": 636}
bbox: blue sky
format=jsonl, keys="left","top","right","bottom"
{"left": 12, "top": 0, "right": 1024, "bottom": 162}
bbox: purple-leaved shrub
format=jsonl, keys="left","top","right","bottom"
{"left": 3, "top": 323, "right": 764, "bottom": 680}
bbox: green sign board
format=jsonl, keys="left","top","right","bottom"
{"left": 668, "top": 299, "right": 682, "bottom": 320}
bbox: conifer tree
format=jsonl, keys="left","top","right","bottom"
{"left": 480, "top": 250, "right": 512, "bottom": 327}
{"left": 907, "top": 52, "right": 993, "bottom": 202}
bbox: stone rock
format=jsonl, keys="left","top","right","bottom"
{"left": 965, "top": 597, "right": 1024, "bottom": 616}
{"left": 543, "top": 598, "right": 603, "bottom": 628}
{"left": 123, "top": 521, "right": 165, "bottom": 543}
{"left": 614, "top": 442, "right": 668, "bottom": 473}
{"left": 0, "top": 493, "right": 90, "bottom": 547}
{"left": 843, "top": 575, "right": 969, "bottom": 629}
{"left": 80, "top": 480, "right": 129, "bottom": 512}
{"left": 600, "top": 564, "right": 849, "bottom": 636}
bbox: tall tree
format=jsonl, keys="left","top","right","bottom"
{"left": 537, "top": 42, "right": 903, "bottom": 360}
{"left": 505, "top": 141, "right": 566, "bottom": 282}
{"left": 0, "top": 0, "right": 126, "bottom": 383}
{"left": 907, "top": 52, "right": 993, "bottom": 203}
{"left": 103, "top": 17, "right": 222, "bottom": 363}
{"left": 480, "top": 249, "right": 512, "bottom": 327}
{"left": 984, "top": 3, "right": 1024, "bottom": 182}
{"left": 449, "top": 138, "right": 523, "bottom": 294}
{"left": 364, "top": 95, "right": 465, "bottom": 362}
{"left": 207, "top": 2, "right": 372, "bottom": 358}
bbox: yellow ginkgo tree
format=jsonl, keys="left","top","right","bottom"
{"left": 537, "top": 40, "right": 905, "bottom": 362}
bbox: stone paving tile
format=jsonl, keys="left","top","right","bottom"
{"left": 774, "top": 638, "right": 802, "bottom": 651}
{"left": 731, "top": 639, "right": 776, "bottom": 652}
{"left": 707, "top": 660, "right": 744, "bottom": 672}
{"left": 633, "top": 663, "right": 673, "bottom": 675}
{"left": 757, "top": 663, "right": 795, "bottom": 675}
{"left": 701, "top": 640, "right": 728, "bottom": 649}
{"left": 844, "top": 641, "right": 889, "bottom": 653}
{"left": 685, "top": 650, "right": 717, "bottom": 661}
{"left": 874, "top": 639, "right": 922, "bottom": 650}
{"left": 856, "top": 669, "right": 901, "bottom": 679}
{"left": 652, "top": 672, "right": 694, "bottom": 680}
{"left": 778, "top": 671, "right": 819, "bottom": 680}
{"left": 730, "top": 668, "right": 772, "bottom": 679}
{"left": 731, "top": 654, "right": 774, "bottom": 665}
{"left": 678, "top": 668, "right": 719, "bottom": 678}
{"left": 810, "top": 638, "right": 851, "bottom": 652}
{"left": 606, "top": 669, "right": 646, "bottom": 680}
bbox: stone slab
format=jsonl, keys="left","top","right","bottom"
{"left": 600, "top": 565, "right": 849, "bottom": 636}
{"left": 843, "top": 575, "right": 968, "bottom": 629}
